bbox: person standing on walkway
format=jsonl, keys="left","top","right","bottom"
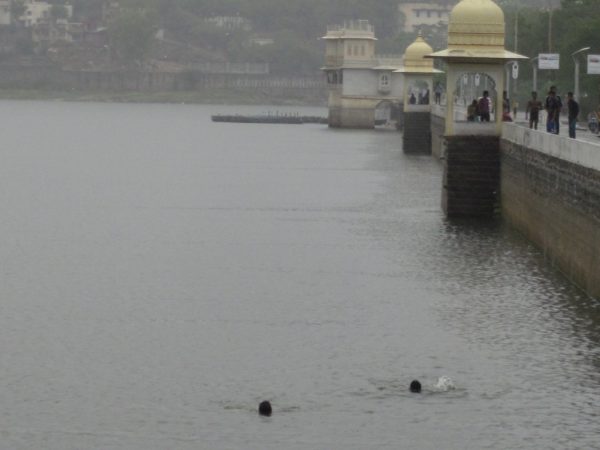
{"left": 567, "top": 91, "right": 579, "bottom": 139}
{"left": 545, "top": 86, "right": 562, "bottom": 134}
{"left": 526, "top": 91, "right": 543, "bottom": 130}
{"left": 478, "top": 90, "right": 491, "bottom": 122}
{"left": 434, "top": 83, "right": 443, "bottom": 104}
{"left": 502, "top": 90, "right": 511, "bottom": 121}
{"left": 467, "top": 99, "right": 478, "bottom": 121}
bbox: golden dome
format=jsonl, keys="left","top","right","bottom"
{"left": 405, "top": 34, "right": 433, "bottom": 63}
{"left": 448, "top": 0, "right": 505, "bottom": 50}
{"left": 401, "top": 33, "right": 436, "bottom": 73}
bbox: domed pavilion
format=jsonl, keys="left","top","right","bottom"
{"left": 395, "top": 33, "right": 443, "bottom": 153}
{"left": 427, "top": 0, "right": 527, "bottom": 135}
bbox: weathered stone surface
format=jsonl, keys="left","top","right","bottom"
{"left": 442, "top": 135, "right": 500, "bottom": 218}
{"left": 328, "top": 106, "right": 343, "bottom": 128}
{"left": 403, "top": 112, "right": 431, "bottom": 154}
{"left": 327, "top": 95, "right": 376, "bottom": 129}
{"left": 339, "top": 107, "right": 375, "bottom": 128}
{"left": 430, "top": 113, "right": 446, "bottom": 159}
{"left": 500, "top": 140, "right": 600, "bottom": 298}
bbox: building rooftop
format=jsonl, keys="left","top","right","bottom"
{"left": 323, "top": 20, "right": 376, "bottom": 40}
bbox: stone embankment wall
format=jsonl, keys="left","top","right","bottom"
{"left": 500, "top": 124, "right": 600, "bottom": 298}
{"left": 0, "top": 63, "right": 326, "bottom": 96}
{"left": 430, "top": 114, "right": 599, "bottom": 298}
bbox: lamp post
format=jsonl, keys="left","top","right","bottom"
{"left": 572, "top": 46, "right": 590, "bottom": 101}
{"left": 531, "top": 56, "right": 539, "bottom": 93}
{"left": 504, "top": 61, "right": 514, "bottom": 96}
{"left": 513, "top": 7, "right": 520, "bottom": 93}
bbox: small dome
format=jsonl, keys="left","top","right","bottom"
{"left": 448, "top": 0, "right": 505, "bottom": 49}
{"left": 405, "top": 34, "right": 433, "bottom": 62}
{"left": 403, "top": 33, "right": 435, "bottom": 72}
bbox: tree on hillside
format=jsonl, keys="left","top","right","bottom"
{"left": 108, "top": 9, "right": 158, "bottom": 65}
{"left": 10, "top": 0, "right": 26, "bottom": 20}
{"left": 50, "top": 4, "right": 69, "bottom": 21}
{"left": 555, "top": 0, "right": 600, "bottom": 109}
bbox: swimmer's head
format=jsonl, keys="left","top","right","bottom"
{"left": 409, "top": 380, "right": 422, "bottom": 393}
{"left": 258, "top": 400, "right": 272, "bottom": 416}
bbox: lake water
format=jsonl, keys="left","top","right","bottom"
{"left": 0, "top": 100, "right": 598, "bottom": 449}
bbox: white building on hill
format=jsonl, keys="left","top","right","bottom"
{"left": 0, "top": 1, "right": 11, "bottom": 25}
{"left": 398, "top": 0, "right": 455, "bottom": 32}
{"left": 20, "top": 0, "right": 73, "bottom": 27}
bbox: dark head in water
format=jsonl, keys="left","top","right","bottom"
{"left": 259, "top": 400, "right": 272, "bottom": 416}
{"left": 409, "top": 380, "right": 422, "bottom": 393}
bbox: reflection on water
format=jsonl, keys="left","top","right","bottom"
{"left": 0, "top": 101, "right": 597, "bottom": 450}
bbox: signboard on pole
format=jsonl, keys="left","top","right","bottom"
{"left": 538, "top": 53, "right": 559, "bottom": 70}
{"left": 587, "top": 55, "right": 600, "bottom": 74}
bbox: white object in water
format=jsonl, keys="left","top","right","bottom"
{"left": 434, "top": 376, "right": 456, "bottom": 391}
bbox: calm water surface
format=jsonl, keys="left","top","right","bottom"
{"left": 0, "top": 101, "right": 598, "bottom": 449}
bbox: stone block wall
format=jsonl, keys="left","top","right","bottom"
{"left": 403, "top": 112, "right": 431, "bottom": 154}
{"left": 443, "top": 135, "right": 500, "bottom": 218}
{"left": 500, "top": 140, "right": 600, "bottom": 298}
{"left": 430, "top": 112, "right": 445, "bottom": 159}
{"left": 326, "top": 94, "right": 376, "bottom": 128}
{"left": 339, "top": 107, "right": 375, "bottom": 128}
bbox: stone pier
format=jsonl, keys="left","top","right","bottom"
{"left": 403, "top": 112, "right": 431, "bottom": 154}
{"left": 442, "top": 135, "right": 500, "bottom": 217}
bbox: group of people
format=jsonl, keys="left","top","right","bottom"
{"left": 465, "top": 90, "right": 512, "bottom": 122}
{"left": 465, "top": 86, "right": 580, "bottom": 139}
{"left": 258, "top": 378, "right": 431, "bottom": 416}
{"left": 409, "top": 89, "right": 430, "bottom": 105}
{"left": 526, "top": 86, "right": 579, "bottom": 138}
{"left": 466, "top": 90, "right": 492, "bottom": 122}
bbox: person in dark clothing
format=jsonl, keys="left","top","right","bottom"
{"left": 545, "top": 86, "right": 562, "bottom": 134}
{"left": 467, "top": 99, "right": 478, "bottom": 121}
{"left": 567, "top": 91, "right": 579, "bottom": 139}
{"left": 434, "top": 83, "right": 443, "bottom": 104}
{"left": 526, "top": 91, "right": 542, "bottom": 129}
{"left": 502, "top": 90, "right": 511, "bottom": 121}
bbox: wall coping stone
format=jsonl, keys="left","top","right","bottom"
{"left": 501, "top": 122, "right": 600, "bottom": 172}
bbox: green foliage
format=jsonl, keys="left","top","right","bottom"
{"left": 57, "top": 0, "right": 600, "bottom": 97}
{"left": 71, "top": 0, "right": 105, "bottom": 17}
{"left": 50, "top": 5, "right": 69, "bottom": 20}
{"left": 10, "top": 0, "right": 26, "bottom": 19}
{"left": 498, "top": 1, "right": 600, "bottom": 113}
{"left": 108, "top": 9, "right": 158, "bottom": 64}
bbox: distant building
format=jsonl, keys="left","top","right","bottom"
{"left": 322, "top": 20, "right": 404, "bottom": 128}
{"left": 102, "top": 0, "right": 120, "bottom": 24}
{"left": 249, "top": 37, "right": 274, "bottom": 46}
{"left": 398, "top": 0, "right": 455, "bottom": 32}
{"left": 83, "top": 27, "right": 108, "bottom": 46}
{"left": 32, "top": 21, "right": 83, "bottom": 44}
{"left": 204, "top": 16, "right": 251, "bottom": 31}
{"left": 20, "top": 1, "right": 74, "bottom": 27}
{"left": 0, "top": 0, "right": 11, "bottom": 26}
